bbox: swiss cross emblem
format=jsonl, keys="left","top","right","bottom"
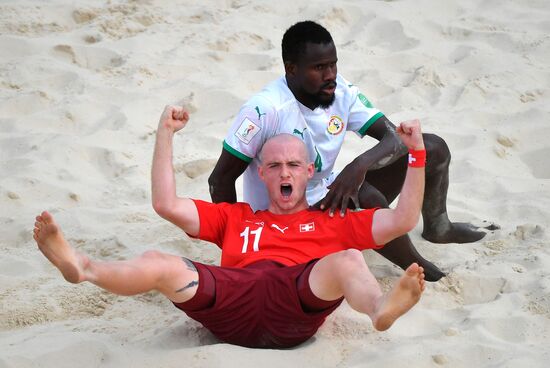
{"left": 408, "top": 153, "right": 416, "bottom": 165}
{"left": 299, "top": 222, "right": 315, "bottom": 232}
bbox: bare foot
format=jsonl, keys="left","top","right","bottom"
{"left": 33, "top": 211, "right": 88, "bottom": 283}
{"left": 373, "top": 263, "right": 425, "bottom": 331}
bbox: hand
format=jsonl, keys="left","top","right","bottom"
{"left": 396, "top": 119, "right": 424, "bottom": 150}
{"left": 159, "top": 105, "right": 189, "bottom": 133}
{"left": 319, "top": 162, "right": 364, "bottom": 217}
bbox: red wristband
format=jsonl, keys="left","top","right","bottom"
{"left": 408, "top": 149, "right": 426, "bottom": 167}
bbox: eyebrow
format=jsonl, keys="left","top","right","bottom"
{"left": 266, "top": 159, "right": 303, "bottom": 166}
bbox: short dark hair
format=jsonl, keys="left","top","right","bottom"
{"left": 281, "top": 21, "right": 333, "bottom": 63}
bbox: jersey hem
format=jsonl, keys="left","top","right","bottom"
{"left": 223, "top": 140, "right": 253, "bottom": 163}
{"left": 358, "top": 112, "right": 384, "bottom": 136}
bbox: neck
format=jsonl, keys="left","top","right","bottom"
{"left": 285, "top": 76, "right": 317, "bottom": 110}
{"left": 268, "top": 199, "right": 309, "bottom": 215}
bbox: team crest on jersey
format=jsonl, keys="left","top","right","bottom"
{"left": 299, "top": 222, "right": 315, "bottom": 232}
{"left": 235, "top": 117, "right": 261, "bottom": 144}
{"left": 327, "top": 115, "right": 344, "bottom": 135}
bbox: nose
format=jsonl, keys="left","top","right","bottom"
{"left": 323, "top": 64, "right": 336, "bottom": 82}
{"left": 280, "top": 164, "right": 291, "bottom": 178}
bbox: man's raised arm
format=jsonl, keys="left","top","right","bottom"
{"left": 151, "top": 105, "right": 200, "bottom": 236}
{"left": 371, "top": 119, "right": 426, "bottom": 245}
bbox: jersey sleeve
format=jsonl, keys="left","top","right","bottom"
{"left": 222, "top": 97, "right": 276, "bottom": 163}
{"left": 344, "top": 78, "right": 385, "bottom": 138}
{"left": 344, "top": 208, "right": 384, "bottom": 249}
{"left": 191, "top": 199, "right": 233, "bottom": 249}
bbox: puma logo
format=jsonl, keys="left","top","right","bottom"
{"left": 271, "top": 224, "right": 288, "bottom": 233}
{"left": 293, "top": 127, "right": 307, "bottom": 139}
{"left": 255, "top": 106, "right": 266, "bottom": 120}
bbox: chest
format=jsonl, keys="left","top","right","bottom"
{"left": 224, "top": 214, "right": 340, "bottom": 254}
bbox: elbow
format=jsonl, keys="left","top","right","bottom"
{"left": 400, "top": 213, "right": 420, "bottom": 234}
{"left": 207, "top": 171, "right": 219, "bottom": 188}
{"left": 393, "top": 137, "right": 408, "bottom": 156}
{"left": 207, "top": 172, "right": 221, "bottom": 199}
{"left": 152, "top": 199, "right": 173, "bottom": 219}
{"left": 208, "top": 170, "right": 238, "bottom": 203}
{"left": 381, "top": 128, "right": 407, "bottom": 155}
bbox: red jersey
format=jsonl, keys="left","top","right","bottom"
{"left": 191, "top": 200, "right": 382, "bottom": 268}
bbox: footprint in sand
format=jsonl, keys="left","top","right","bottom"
{"left": 459, "top": 274, "right": 507, "bottom": 305}
{"left": 83, "top": 33, "right": 103, "bottom": 44}
{"left": 365, "top": 18, "right": 419, "bottom": 52}
{"left": 52, "top": 44, "right": 125, "bottom": 70}
{"left": 72, "top": 8, "right": 99, "bottom": 24}
{"left": 519, "top": 89, "right": 543, "bottom": 103}
{"left": 176, "top": 159, "right": 217, "bottom": 179}
{"left": 525, "top": 293, "right": 550, "bottom": 318}
{"left": 317, "top": 7, "right": 351, "bottom": 30}
{"left": 494, "top": 134, "right": 516, "bottom": 158}
{"left": 513, "top": 224, "right": 544, "bottom": 241}
{"left": 208, "top": 32, "right": 273, "bottom": 53}
{"left": 76, "top": 146, "right": 131, "bottom": 180}
{"left": 403, "top": 66, "right": 444, "bottom": 106}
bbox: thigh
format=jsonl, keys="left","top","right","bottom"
{"left": 308, "top": 249, "right": 367, "bottom": 301}
{"left": 171, "top": 261, "right": 216, "bottom": 310}
{"left": 296, "top": 259, "right": 344, "bottom": 312}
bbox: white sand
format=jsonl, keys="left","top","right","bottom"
{"left": 1, "top": 0, "right": 550, "bottom": 366}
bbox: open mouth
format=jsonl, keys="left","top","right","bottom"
{"left": 281, "top": 183, "right": 293, "bottom": 198}
{"left": 321, "top": 82, "right": 336, "bottom": 94}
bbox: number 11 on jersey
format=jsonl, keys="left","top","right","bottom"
{"left": 240, "top": 226, "right": 263, "bottom": 253}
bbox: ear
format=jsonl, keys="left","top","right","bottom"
{"left": 284, "top": 61, "right": 297, "bottom": 77}
{"left": 307, "top": 162, "right": 314, "bottom": 179}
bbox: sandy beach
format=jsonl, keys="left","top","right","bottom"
{"left": 1, "top": 0, "right": 550, "bottom": 366}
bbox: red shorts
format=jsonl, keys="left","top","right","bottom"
{"left": 172, "top": 259, "right": 343, "bottom": 348}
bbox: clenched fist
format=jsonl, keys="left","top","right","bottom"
{"left": 159, "top": 105, "right": 189, "bottom": 133}
{"left": 396, "top": 120, "right": 424, "bottom": 150}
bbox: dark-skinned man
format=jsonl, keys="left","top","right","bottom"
{"left": 208, "top": 20, "right": 491, "bottom": 282}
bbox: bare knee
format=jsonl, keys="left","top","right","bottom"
{"left": 333, "top": 249, "right": 367, "bottom": 274}
{"left": 138, "top": 250, "right": 182, "bottom": 288}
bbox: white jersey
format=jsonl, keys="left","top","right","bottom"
{"left": 223, "top": 74, "right": 385, "bottom": 211}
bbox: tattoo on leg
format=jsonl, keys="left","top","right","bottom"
{"left": 176, "top": 280, "right": 199, "bottom": 293}
{"left": 181, "top": 257, "right": 197, "bottom": 272}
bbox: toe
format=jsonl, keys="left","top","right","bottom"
{"left": 42, "top": 211, "right": 53, "bottom": 223}
{"left": 406, "top": 263, "right": 419, "bottom": 275}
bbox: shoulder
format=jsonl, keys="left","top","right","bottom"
{"left": 193, "top": 199, "right": 247, "bottom": 214}
{"left": 336, "top": 74, "right": 378, "bottom": 106}
{"left": 246, "top": 77, "right": 295, "bottom": 111}
{"left": 336, "top": 75, "right": 357, "bottom": 96}
{"left": 230, "top": 202, "right": 256, "bottom": 216}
